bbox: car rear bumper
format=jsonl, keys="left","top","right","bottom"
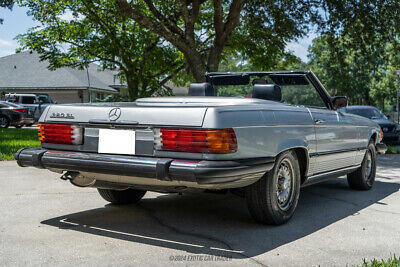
{"left": 15, "top": 148, "right": 274, "bottom": 189}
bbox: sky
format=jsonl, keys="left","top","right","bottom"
{"left": 0, "top": 6, "right": 314, "bottom": 62}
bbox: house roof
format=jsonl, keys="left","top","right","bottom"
{"left": 0, "top": 51, "right": 121, "bottom": 93}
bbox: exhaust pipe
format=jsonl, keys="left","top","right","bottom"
{"left": 61, "top": 171, "right": 96, "bottom": 187}
{"left": 60, "top": 171, "right": 129, "bottom": 190}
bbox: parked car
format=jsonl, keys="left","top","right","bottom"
{"left": 15, "top": 70, "right": 386, "bottom": 225}
{"left": 0, "top": 101, "right": 35, "bottom": 128}
{"left": 340, "top": 105, "right": 400, "bottom": 142}
{"left": 3, "top": 93, "right": 54, "bottom": 121}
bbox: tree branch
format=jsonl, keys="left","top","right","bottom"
{"left": 116, "top": 0, "right": 186, "bottom": 50}
{"left": 213, "top": 0, "right": 224, "bottom": 37}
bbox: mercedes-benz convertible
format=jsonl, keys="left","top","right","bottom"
{"left": 15, "top": 71, "right": 386, "bottom": 225}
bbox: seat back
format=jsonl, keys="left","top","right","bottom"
{"left": 252, "top": 84, "right": 282, "bottom": 101}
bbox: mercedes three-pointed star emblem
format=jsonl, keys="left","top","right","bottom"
{"left": 108, "top": 107, "right": 121, "bottom": 121}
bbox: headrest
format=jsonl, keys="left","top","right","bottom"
{"left": 252, "top": 84, "right": 282, "bottom": 102}
{"left": 188, "top": 82, "right": 215, "bottom": 96}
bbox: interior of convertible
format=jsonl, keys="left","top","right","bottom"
{"left": 188, "top": 72, "right": 328, "bottom": 109}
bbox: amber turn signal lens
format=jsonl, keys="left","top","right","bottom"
{"left": 379, "top": 128, "right": 384, "bottom": 141}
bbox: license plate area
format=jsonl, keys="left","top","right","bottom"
{"left": 98, "top": 129, "right": 136, "bottom": 155}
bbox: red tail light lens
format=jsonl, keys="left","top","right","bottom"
{"left": 13, "top": 108, "right": 27, "bottom": 113}
{"left": 38, "top": 123, "right": 83, "bottom": 145}
{"left": 155, "top": 128, "right": 237, "bottom": 154}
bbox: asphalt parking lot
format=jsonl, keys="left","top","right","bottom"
{"left": 0, "top": 155, "right": 399, "bottom": 266}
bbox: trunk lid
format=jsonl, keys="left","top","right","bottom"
{"left": 42, "top": 100, "right": 209, "bottom": 127}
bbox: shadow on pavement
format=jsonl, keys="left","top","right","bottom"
{"left": 41, "top": 178, "right": 400, "bottom": 259}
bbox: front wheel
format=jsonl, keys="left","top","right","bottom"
{"left": 347, "top": 142, "right": 376, "bottom": 190}
{"left": 97, "top": 188, "right": 146, "bottom": 204}
{"left": 245, "top": 150, "right": 301, "bottom": 225}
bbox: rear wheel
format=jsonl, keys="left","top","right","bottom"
{"left": 0, "top": 116, "right": 10, "bottom": 128}
{"left": 245, "top": 150, "right": 301, "bottom": 225}
{"left": 347, "top": 142, "right": 376, "bottom": 190}
{"left": 97, "top": 188, "right": 146, "bottom": 204}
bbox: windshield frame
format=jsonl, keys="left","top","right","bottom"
{"left": 206, "top": 71, "right": 332, "bottom": 109}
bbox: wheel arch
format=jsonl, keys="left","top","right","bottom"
{"left": 368, "top": 127, "right": 380, "bottom": 145}
{"left": 277, "top": 145, "right": 309, "bottom": 185}
{"left": 370, "top": 132, "right": 378, "bottom": 144}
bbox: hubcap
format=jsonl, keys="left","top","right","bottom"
{"left": 276, "top": 159, "right": 294, "bottom": 211}
{"left": 365, "top": 150, "right": 372, "bottom": 179}
{"left": 0, "top": 117, "right": 7, "bottom": 127}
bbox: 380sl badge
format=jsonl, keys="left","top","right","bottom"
{"left": 50, "top": 112, "right": 75, "bottom": 119}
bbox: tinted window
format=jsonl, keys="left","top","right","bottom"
{"left": 346, "top": 108, "right": 387, "bottom": 119}
{"left": 21, "top": 96, "right": 36, "bottom": 104}
{"left": 38, "top": 96, "right": 52, "bottom": 104}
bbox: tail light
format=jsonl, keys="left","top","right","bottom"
{"left": 154, "top": 128, "right": 237, "bottom": 154}
{"left": 38, "top": 123, "right": 83, "bottom": 145}
{"left": 13, "top": 108, "right": 27, "bottom": 113}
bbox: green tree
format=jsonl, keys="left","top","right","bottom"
{"left": 308, "top": 0, "right": 400, "bottom": 106}
{"left": 17, "top": 0, "right": 184, "bottom": 100}
{"left": 309, "top": 34, "right": 400, "bottom": 109}
{"left": 0, "top": 0, "right": 14, "bottom": 24}
{"left": 116, "top": 0, "right": 320, "bottom": 82}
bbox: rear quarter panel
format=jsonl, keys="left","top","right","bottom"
{"left": 201, "top": 105, "right": 316, "bottom": 166}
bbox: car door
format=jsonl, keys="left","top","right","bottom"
{"left": 20, "top": 96, "right": 39, "bottom": 120}
{"left": 308, "top": 108, "right": 359, "bottom": 174}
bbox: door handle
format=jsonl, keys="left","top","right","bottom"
{"left": 314, "top": 119, "right": 325, "bottom": 124}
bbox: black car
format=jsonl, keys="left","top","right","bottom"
{"left": 340, "top": 105, "right": 400, "bottom": 142}
{"left": 0, "top": 101, "right": 35, "bottom": 128}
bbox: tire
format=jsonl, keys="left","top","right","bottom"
{"left": 15, "top": 125, "right": 23, "bottom": 128}
{"left": 0, "top": 116, "right": 10, "bottom": 128}
{"left": 347, "top": 142, "right": 376, "bottom": 190}
{"left": 97, "top": 188, "right": 146, "bottom": 205}
{"left": 245, "top": 150, "right": 301, "bottom": 225}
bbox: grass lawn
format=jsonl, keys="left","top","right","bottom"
{"left": 387, "top": 145, "right": 400, "bottom": 154}
{"left": 362, "top": 255, "right": 400, "bottom": 266}
{"left": 0, "top": 128, "right": 40, "bottom": 160}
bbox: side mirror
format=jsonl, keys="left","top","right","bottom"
{"left": 332, "top": 96, "right": 348, "bottom": 110}
{"left": 386, "top": 114, "right": 391, "bottom": 119}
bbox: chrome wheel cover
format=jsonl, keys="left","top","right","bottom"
{"left": 276, "top": 159, "right": 295, "bottom": 211}
{"left": 0, "top": 117, "right": 7, "bottom": 128}
{"left": 365, "top": 150, "right": 372, "bottom": 179}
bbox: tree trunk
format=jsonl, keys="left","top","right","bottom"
{"left": 184, "top": 50, "right": 207, "bottom": 83}
{"left": 126, "top": 74, "right": 139, "bottom": 101}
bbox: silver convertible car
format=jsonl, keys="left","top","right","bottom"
{"left": 15, "top": 71, "right": 387, "bottom": 225}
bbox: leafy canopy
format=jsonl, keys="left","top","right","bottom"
{"left": 17, "top": 0, "right": 184, "bottom": 100}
